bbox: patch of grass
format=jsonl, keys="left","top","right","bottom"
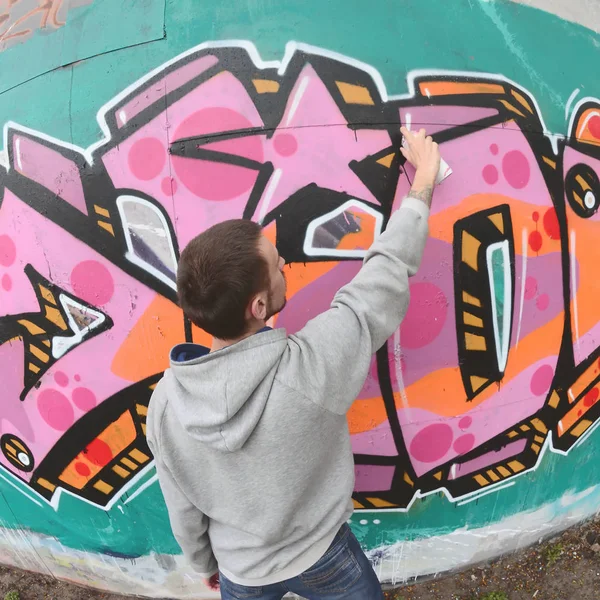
{"left": 544, "top": 542, "right": 564, "bottom": 564}
{"left": 4, "top": 591, "right": 20, "bottom": 600}
{"left": 479, "top": 592, "right": 509, "bottom": 600}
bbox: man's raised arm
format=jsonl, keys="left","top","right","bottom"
{"left": 283, "top": 128, "right": 441, "bottom": 414}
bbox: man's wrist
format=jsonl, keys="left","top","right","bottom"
{"left": 413, "top": 169, "right": 436, "bottom": 189}
{"left": 408, "top": 168, "right": 437, "bottom": 208}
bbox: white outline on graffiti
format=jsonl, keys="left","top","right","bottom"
{"left": 116, "top": 195, "right": 178, "bottom": 290}
{"left": 486, "top": 240, "right": 512, "bottom": 372}
{"left": 52, "top": 294, "right": 107, "bottom": 359}
{"left": 303, "top": 199, "right": 384, "bottom": 258}
{"left": 0, "top": 40, "right": 599, "bottom": 512}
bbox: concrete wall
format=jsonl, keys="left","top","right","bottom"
{"left": 0, "top": 0, "right": 599, "bottom": 596}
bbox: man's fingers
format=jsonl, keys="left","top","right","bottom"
{"left": 400, "top": 126, "right": 414, "bottom": 145}
{"left": 401, "top": 127, "right": 429, "bottom": 149}
{"left": 400, "top": 147, "right": 409, "bottom": 160}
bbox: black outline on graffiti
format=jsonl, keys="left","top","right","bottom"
{"left": 0, "top": 41, "right": 599, "bottom": 510}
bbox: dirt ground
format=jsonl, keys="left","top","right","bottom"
{"left": 1, "top": 516, "right": 599, "bottom": 600}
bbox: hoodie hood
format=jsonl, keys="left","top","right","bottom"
{"left": 165, "top": 328, "right": 288, "bottom": 452}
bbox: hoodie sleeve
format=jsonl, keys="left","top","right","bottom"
{"left": 285, "top": 197, "right": 429, "bottom": 415}
{"left": 152, "top": 455, "right": 218, "bottom": 578}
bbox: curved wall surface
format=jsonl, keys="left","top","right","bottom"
{"left": 0, "top": 0, "right": 599, "bottom": 596}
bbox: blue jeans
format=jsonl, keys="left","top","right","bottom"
{"left": 219, "top": 524, "right": 384, "bottom": 599}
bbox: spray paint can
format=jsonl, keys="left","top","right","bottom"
{"left": 435, "top": 157, "right": 452, "bottom": 185}
{"left": 402, "top": 130, "right": 452, "bottom": 185}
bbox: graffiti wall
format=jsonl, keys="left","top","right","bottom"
{"left": 0, "top": 0, "right": 599, "bottom": 596}
{"left": 0, "top": 0, "right": 93, "bottom": 52}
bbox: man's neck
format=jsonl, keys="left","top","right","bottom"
{"left": 210, "top": 321, "right": 267, "bottom": 353}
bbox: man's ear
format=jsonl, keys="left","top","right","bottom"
{"left": 249, "top": 292, "right": 268, "bottom": 321}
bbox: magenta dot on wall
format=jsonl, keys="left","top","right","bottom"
{"left": 502, "top": 150, "right": 531, "bottom": 189}
{"left": 38, "top": 389, "right": 74, "bottom": 431}
{"left": 482, "top": 164, "right": 499, "bottom": 185}
{"left": 128, "top": 137, "right": 166, "bottom": 181}
{"left": 75, "top": 462, "right": 91, "bottom": 477}
{"left": 536, "top": 293, "right": 550, "bottom": 311}
{"left": 273, "top": 134, "right": 298, "bottom": 157}
{"left": 176, "top": 108, "right": 263, "bottom": 160}
{"left": 490, "top": 143, "right": 499, "bottom": 155}
{"left": 161, "top": 176, "right": 177, "bottom": 196}
{"left": 54, "top": 371, "right": 69, "bottom": 387}
{"left": 70, "top": 260, "right": 115, "bottom": 306}
{"left": 0, "top": 235, "right": 16, "bottom": 267}
{"left": 453, "top": 434, "right": 475, "bottom": 455}
{"left": 72, "top": 387, "right": 97, "bottom": 412}
{"left": 400, "top": 282, "right": 448, "bottom": 349}
{"left": 530, "top": 364, "right": 554, "bottom": 396}
{"left": 74, "top": 374, "right": 81, "bottom": 382}
{"left": 409, "top": 423, "right": 454, "bottom": 463}
{"left": 458, "top": 416, "right": 472, "bottom": 430}
{"left": 1, "top": 274, "right": 11, "bottom": 291}
{"left": 172, "top": 108, "right": 262, "bottom": 201}
{"left": 524, "top": 276, "right": 538, "bottom": 300}
{"left": 175, "top": 158, "right": 257, "bottom": 201}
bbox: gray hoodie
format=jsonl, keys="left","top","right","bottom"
{"left": 146, "top": 197, "right": 429, "bottom": 586}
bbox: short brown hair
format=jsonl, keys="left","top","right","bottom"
{"left": 177, "top": 220, "right": 270, "bottom": 340}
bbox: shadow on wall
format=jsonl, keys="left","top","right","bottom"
{"left": 0, "top": 40, "right": 599, "bottom": 528}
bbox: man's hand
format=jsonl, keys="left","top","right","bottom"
{"left": 203, "top": 572, "right": 220, "bottom": 591}
{"left": 400, "top": 126, "right": 441, "bottom": 208}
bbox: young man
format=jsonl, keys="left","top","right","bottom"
{"left": 146, "top": 128, "right": 440, "bottom": 600}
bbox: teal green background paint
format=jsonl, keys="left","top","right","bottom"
{"left": 0, "top": 0, "right": 166, "bottom": 94}
{"left": 2, "top": 0, "right": 598, "bottom": 144}
{"left": 1, "top": 0, "right": 599, "bottom": 595}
